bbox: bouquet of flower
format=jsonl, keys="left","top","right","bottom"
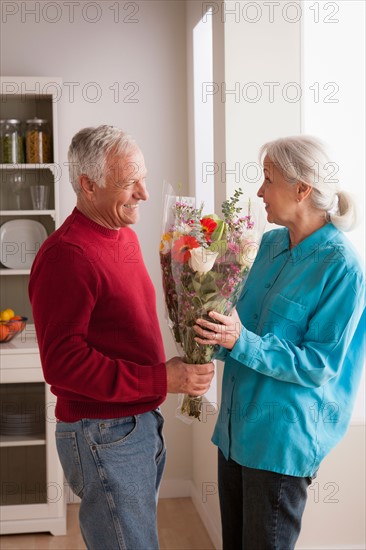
{"left": 160, "top": 185, "right": 264, "bottom": 422}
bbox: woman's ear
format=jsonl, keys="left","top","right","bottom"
{"left": 297, "top": 182, "right": 312, "bottom": 202}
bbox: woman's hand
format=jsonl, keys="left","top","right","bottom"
{"left": 193, "top": 309, "right": 243, "bottom": 350}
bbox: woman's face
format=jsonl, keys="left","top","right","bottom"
{"left": 257, "top": 155, "right": 299, "bottom": 226}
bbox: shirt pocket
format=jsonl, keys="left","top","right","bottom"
{"left": 266, "top": 293, "right": 308, "bottom": 343}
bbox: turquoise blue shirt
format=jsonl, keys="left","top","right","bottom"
{"left": 212, "top": 223, "right": 365, "bottom": 477}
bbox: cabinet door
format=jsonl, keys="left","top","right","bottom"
{"left": 0, "top": 382, "right": 66, "bottom": 533}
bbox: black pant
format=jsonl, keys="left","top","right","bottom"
{"left": 218, "top": 449, "right": 312, "bottom": 550}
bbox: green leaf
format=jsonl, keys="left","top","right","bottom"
{"left": 200, "top": 278, "right": 219, "bottom": 293}
{"left": 210, "top": 219, "right": 226, "bottom": 242}
{"left": 209, "top": 239, "right": 228, "bottom": 257}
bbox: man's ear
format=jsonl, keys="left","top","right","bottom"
{"left": 297, "top": 182, "right": 312, "bottom": 202}
{"left": 79, "top": 175, "right": 96, "bottom": 201}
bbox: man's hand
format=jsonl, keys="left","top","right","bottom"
{"left": 166, "top": 357, "right": 215, "bottom": 396}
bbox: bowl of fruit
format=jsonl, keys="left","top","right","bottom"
{"left": 0, "top": 309, "right": 27, "bottom": 343}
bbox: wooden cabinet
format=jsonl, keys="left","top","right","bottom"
{"left": 0, "top": 77, "right": 66, "bottom": 535}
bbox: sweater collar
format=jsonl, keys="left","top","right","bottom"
{"left": 72, "top": 208, "right": 122, "bottom": 239}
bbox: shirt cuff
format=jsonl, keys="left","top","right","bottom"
{"left": 229, "top": 327, "right": 262, "bottom": 367}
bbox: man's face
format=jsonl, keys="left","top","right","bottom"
{"left": 91, "top": 147, "right": 149, "bottom": 229}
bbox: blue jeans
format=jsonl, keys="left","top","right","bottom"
{"left": 218, "top": 449, "right": 312, "bottom": 550}
{"left": 55, "top": 410, "right": 166, "bottom": 550}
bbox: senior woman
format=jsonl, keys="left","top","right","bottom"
{"left": 194, "top": 136, "right": 365, "bottom": 550}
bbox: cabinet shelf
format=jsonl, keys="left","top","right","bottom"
{"left": 0, "top": 210, "right": 56, "bottom": 219}
{"left": 0, "top": 269, "right": 30, "bottom": 276}
{"left": 0, "top": 435, "right": 46, "bottom": 448}
{"left": 0, "top": 164, "right": 57, "bottom": 172}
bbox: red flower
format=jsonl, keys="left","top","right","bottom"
{"left": 172, "top": 235, "right": 200, "bottom": 263}
{"left": 200, "top": 217, "right": 218, "bottom": 241}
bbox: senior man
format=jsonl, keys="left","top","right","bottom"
{"left": 29, "top": 125, "right": 214, "bottom": 550}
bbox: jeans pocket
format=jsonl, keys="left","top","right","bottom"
{"left": 97, "top": 416, "right": 138, "bottom": 447}
{"left": 152, "top": 409, "right": 166, "bottom": 463}
{"left": 55, "top": 431, "right": 84, "bottom": 496}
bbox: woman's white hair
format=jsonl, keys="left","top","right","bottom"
{"left": 68, "top": 125, "right": 137, "bottom": 194}
{"left": 260, "top": 135, "right": 358, "bottom": 232}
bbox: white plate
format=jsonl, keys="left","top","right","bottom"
{"left": 0, "top": 220, "right": 48, "bottom": 269}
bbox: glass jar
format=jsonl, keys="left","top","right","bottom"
{"left": 2, "top": 119, "right": 25, "bottom": 164}
{"left": 26, "top": 118, "right": 51, "bottom": 163}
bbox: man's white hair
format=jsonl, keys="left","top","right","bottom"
{"left": 68, "top": 125, "right": 137, "bottom": 194}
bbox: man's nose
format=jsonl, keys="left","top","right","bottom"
{"left": 135, "top": 181, "right": 149, "bottom": 201}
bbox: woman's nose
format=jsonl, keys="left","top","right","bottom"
{"left": 257, "top": 183, "right": 264, "bottom": 198}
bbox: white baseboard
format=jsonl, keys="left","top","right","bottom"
{"left": 159, "top": 478, "right": 192, "bottom": 499}
{"left": 68, "top": 478, "right": 192, "bottom": 503}
{"left": 297, "top": 546, "right": 366, "bottom": 550}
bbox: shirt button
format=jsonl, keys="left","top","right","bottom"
{"left": 253, "top": 313, "right": 258, "bottom": 319}
{"left": 265, "top": 283, "right": 271, "bottom": 288}
{"left": 231, "top": 376, "right": 235, "bottom": 382}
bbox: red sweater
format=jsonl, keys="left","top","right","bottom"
{"left": 29, "top": 208, "right": 167, "bottom": 421}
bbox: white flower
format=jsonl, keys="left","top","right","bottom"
{"left": 189, "top": 247, "right": 219, "bottom": 274}
{"left": 176, "top": 222, "right": 192, "bottom": 234}
{"left": 239, "top": 239, "right": 259, "bottom": 269}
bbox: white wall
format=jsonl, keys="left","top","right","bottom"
{"left": 298, "top": 425, "right": 366, "bottom": 550}
{"left": 0, "top": 0, "right": 192, "bottom": 486}
{"left": 224, "top": 0, "right": 301, "bottom": 201}
{"left": 302, "top": 0, "right": 365, "bottom": 265}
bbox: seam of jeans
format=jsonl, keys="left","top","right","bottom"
{"left": 272, "top": 474, "right": 284, "bottom": 550}
{"left": 156, "top": 446, "right": 167, "bottom": 467}
{"left": 90, "top": 448, "right": 127, "bottom": 550}
{"left": 71, "top": 432, "right": 85, "bottom": 496}
{"left": 55, "top": 430, "right": 85, "bottom": 497}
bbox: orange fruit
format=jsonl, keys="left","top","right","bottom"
{"left": 9, "top": 316, "right": 23, "bottom": 332}
{"left": 0, "top": 324, "right": 10, "bottom": 342}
